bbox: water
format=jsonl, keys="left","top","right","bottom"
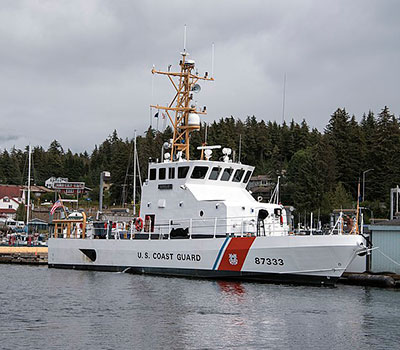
{"left": 0, "top": 265, "right": 399, "bottom": 350}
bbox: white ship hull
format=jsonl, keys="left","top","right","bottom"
{"left": 48, "top": 235, "right": 364, "bottom": 286}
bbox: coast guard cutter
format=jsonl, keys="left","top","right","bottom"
{"left": 48, "top": 47, "right": 366, "bottom": 285}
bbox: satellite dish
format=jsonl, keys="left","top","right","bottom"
{"left": 191, "top": 84, "right": 201, "bottom": 93}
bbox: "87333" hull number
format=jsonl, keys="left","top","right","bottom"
{"left": 254, "top": 257, "right": 284, "bottom": 265}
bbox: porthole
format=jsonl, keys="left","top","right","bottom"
{"left": 199, "top": 210, "right": 204, "bottom": 217}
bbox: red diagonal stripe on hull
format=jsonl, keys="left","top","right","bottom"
{"left": 217, "top": 237, "right": 256, "bottom": 271}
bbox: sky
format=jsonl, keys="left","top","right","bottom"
{"left": 0, "top": 0, "right": 399, "bottom": 153}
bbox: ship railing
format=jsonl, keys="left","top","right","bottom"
{"left": 143, "top": 215, "right": 285, "bottom": 239}
{"left": 159, "top": 216, "right": 252, "bottom": 238}
{"left": 50, "top": 215, "right": 287, "bottom": 240}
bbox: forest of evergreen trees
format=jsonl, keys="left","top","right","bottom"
{"left": 1, "top": 106, "right": 399, "bottom": 222}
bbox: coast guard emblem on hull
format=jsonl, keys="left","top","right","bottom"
{"left": 229, "top": 253, "right": 238, "bottom": 266}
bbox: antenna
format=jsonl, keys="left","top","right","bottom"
{"left": 150, "top": 64, "right": 155, "bottom": 128}
{"left": 282, "top": 73, "right": 286, "bottom": 124}
{"left": 211, "top": 42, "right": 215, "bottom": 78}
{"left": 191, "top": 84, "right": 201, "bottom": 93}
{"left": 151, "top": 41, "right": 213, "bottom": 160}
{"left": 238, "top": 134, "right": 242, "bottom": 163}
{"left": 269, "top": 176, "right": 281, "bottom": 204}
{"left": 183, "top": 24, "right": 187, "bottom": 53}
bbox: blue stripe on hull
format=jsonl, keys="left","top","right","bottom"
{"left": 212, "top": 236, "right": 230, "bottom": 270}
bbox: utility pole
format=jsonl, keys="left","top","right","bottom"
{"left": 362, "top": 168, "right": 374, "bottom": 202}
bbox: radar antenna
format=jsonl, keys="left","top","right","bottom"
{"left": 151, "top": 38, "right": 213, "bottom": 160}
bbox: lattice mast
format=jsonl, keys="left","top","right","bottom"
{"left": 151, "top": 51, "right": 213, "bottom": 161}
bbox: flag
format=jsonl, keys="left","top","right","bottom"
{"left": 50, "top": 200, "right": 63, "bottom": 215}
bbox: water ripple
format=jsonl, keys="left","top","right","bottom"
{"left": 1, "top": 265, "right": 399, "bottom": 350}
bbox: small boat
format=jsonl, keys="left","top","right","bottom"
{"left": 48, "top": 46, "right": 367, "bottom": 285}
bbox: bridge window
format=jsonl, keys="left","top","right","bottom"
{"left": 178, "top": 166, "right": 190, "bottom": 179}
{"left": 243, "top": 170, "right": 252, "bottom": 183}
{"left": 149, "top": 169, "right": 156, "bottom": 180}
{"left": 221, "top": 168, "right": 233, "bottom": 181}
{"left": 159, "top": 168, "right": 166, "bottom": 180}
{"left": 233, "top": 169, "right": 245, "bottom": 182}
{"left": 191, "top": 166, "right": 209, "bottom": 179}
{"left": 209, "top": 167, "right": 221, "bottom": 180}
{"left": 168, "top": 167, "right": 175, "bottom": 179}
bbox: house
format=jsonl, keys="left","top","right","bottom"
{"left": 0, "top": 184, "right": 52, "bottom": 220}
{"left": 0, "top": 185, "right": 24, "bottom": 219}
{"left": 248, "top": 175, "right": 274, "bottom": 189}
{"left": 247, "top": 175, "right": 275, "bottom": 202}
{"left": 45, "top": 177, "right": 90, "bottom": 195}
{"left": 45, "top": 177, "right": 68, "bottom": 188}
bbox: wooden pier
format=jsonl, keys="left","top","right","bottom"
{"left": 0, "top": 246, "right": 48, "bottom": 265}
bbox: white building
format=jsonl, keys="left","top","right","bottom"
{"left": 45, "top": 177, "right": 69, "bottom": 189}
{"left": 0, "top": 185, "right": 24, "bottom": 219}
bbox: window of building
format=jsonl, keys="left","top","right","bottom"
{"left": 8, "top": 205, "right": 12, "bottom": 209}
{"left": 178, "top": 166, "right": 190, "bottom": 179}
{"left": 190, "top": 166, "right": 209, "bottom": 179}
{"left": 168, "top": 167, "right": 175, "bottom": 179}
{"left": 243, "top": 170, "right": 252, "bottom": 183}
{"left": 149, "top": 168, "right": 156, "bottom": 180}
{"left": 3, "top": 197, "right": 10, "bottom": 202}
{"left": 221, "top": 168, "right": 233, "bottom": 181}
{"left": 159, "top": 168, "right": 166, "bottom": 180}
{"left": 232, "top": 169, "right": 245, "bottom": 182}
{"left": 209, "top": 167, "right": 221, "bottom": 180}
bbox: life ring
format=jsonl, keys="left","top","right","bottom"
{"left": 135, "top": 217, "right": 144, "bottom": 232}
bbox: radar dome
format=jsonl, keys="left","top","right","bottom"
{"left": 188, "top": 113, "right": 200, "bottom": 126}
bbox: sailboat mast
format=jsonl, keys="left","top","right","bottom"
{"left": 133, "top": 130, "right": 137, "bottom": 216}
{"left": 26, "top": 145, "right": 31, "bottom": 226}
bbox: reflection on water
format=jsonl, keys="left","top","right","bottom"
{"left": 217, "top": 280, "right": 246, "bottom": 297}
{"left": 0, "top": 265, "right": 399, "bottom": 350}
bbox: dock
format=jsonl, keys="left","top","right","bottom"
{"left": 339, "top": 272, "right": 400, "bottom": 288}
{"left": 0, "top": 246, "right": 48, "bottom": 265}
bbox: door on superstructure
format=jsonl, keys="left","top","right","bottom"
{"left": 144, "top": 214, "right": 155, "bottom": 233}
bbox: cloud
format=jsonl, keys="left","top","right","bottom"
{"left": 0, "top": 0, "right": 399, "bottom": 153}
